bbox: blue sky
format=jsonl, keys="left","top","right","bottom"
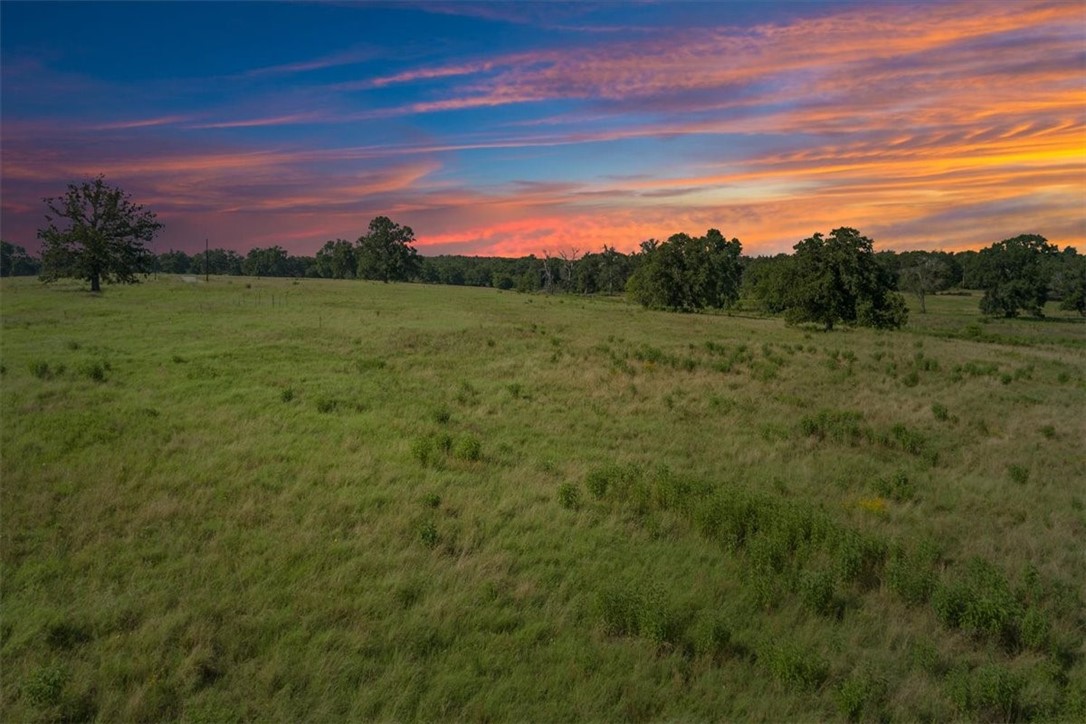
{"left": 2, "top": 1, "right": 1083, "bottom": 257}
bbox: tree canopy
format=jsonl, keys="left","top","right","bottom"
{"left": 37, "top": 176, "right": 162, "bottom": 292}
{"left": 357, "top": 216, "right": 420, "bottom": 282}
{"left": 626, "top": 229, "right": 743, "bottom": 311}
{"left": 974, "top": 234, "right": 1059, "bottom": 317}
{"left": 758, "top": 227, "right": 907, "bottom": 330}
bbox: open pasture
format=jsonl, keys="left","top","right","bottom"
{"left": 1, "top": 276, "right": 1083, "bottom": 721}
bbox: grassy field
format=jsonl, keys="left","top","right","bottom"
{"left": 2, "top": 275, "right": 1084, "bottom": 722}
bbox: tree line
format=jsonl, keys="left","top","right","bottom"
{"left": 7, "top": 177, "right": 1085, "bottom": 329}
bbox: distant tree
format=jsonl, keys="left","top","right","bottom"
{"left": 0, "top": 241, "right": 41, "bottom": 277}
{"left": 1050, "top": 248, "right": 1085, "bottom": 316}
{"left": 157, "top": 249, "right": 192, "bottom": 274}
{"left": 37, "top": 176, "right": 162, "bottom": 292}
{"left": 315, "top": 239, "right": 357, "bottom": 279}
{"left": 202, "top": 248, "right": 244, "bottom": 276}
{"left": 357, "top": 216, "right": 419, "bottom": 282}
{"left": 898, "top": 255, "right": 949, "bottom": 313}
{"left": 745, "top": 254, "right": 795, "bottom": 314}
{"left": 243, "top": 246, "right": 291, "bottom": 277}
{"left": 975, "top": 234, "right": 1059, "bottom": 317}
{"left": 780, "top": 227, "right": 907, "bottom": 330}
{"left": 627, "top": 229, "right": 742, "bottom": 311}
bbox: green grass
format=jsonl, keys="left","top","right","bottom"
{"left": 2, "top": 276, "right": 1084, "bottom": 721}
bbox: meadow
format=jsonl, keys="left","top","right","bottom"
{"left": 1, "top": 275, "right": 1083, "bottom": 722}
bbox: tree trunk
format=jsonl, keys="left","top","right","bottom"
{"left": 90, "top": 273, "right": 101, "bottom": 292}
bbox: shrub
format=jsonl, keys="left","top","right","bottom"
{"left": 557, "top": 482, "right": 581, "bottom": 510}
{"left": 422, "top": 493, "right": 441, "bottom": 509}
{"left": 762, "top": 641, "right": 828, "bottom": 691}
{"left": 946, "top": 664, "right": 1026, "bottom": 722}
{"left": 834, "top": 669, "right": 887, "bottom": 722}
{"left": 684, "top": 612, "right": 733, "bottom": 659}
{"left": 931, "top": 402, "right": 949, "bottom": 421}
{"left": 598, "top": 585, "right": 641, "bottom": 637}
{"left": 875, "top": 470, "right": 914, "bottom": 501}
{"left": 452, "top": 434, "right": 482, "bottom": 462}
{"left": 885, "top": 423, "right": 927, "bottom": 456}
{"left": 355, "top": 357, "right": 387, "bottom": 372}
{"left": 29, "top": 360, "right": 53, "bottom": 379}
{"left": 79, "top": 360, "right": 108, "bottom": 382}
{"left": 884, "top": 540, "right": 938, "bottom": 605}
{"left": 280, "top": 388, "right": 295, "bottom": 403}
{"left": 431, "top": 407, "right": 451, "bottom": 425}
{"left": 411, "top": 433, "right": 453, "bottom": 467}
{"left": 1008, "top": 464, "right": 1030, "bottom": 485}
{"left": 417, "top": 520, "right": 439, "bottom": 549}
{"left": 799, "top": 409, "right": 865, "bottom": 445}
{"left": 932, "top": 558, "right": 1024, "bottom": 649}
{"left": 799, "top": 570, "right": 839, "bottom": 617}
{"left": 25, "top": 663, "right": 67, "bottom": 706}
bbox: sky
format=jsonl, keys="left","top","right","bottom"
{"left": 1, "top": 1, "right": 1083, "bottom": 258}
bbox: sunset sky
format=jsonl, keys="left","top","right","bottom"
{"left": 2, "top": 1, "right": 1083, "bottom": 258}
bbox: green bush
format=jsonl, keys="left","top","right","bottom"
{"left": 799, "top": 570, "right": 839, "bottom": 617}
{"left": 29, "top": 360, "right": 53, "bottom": 379}
{"left": 417, "top": 520, "right": 439, "bottom": 549}
{"left": 834, "top": 669, "right": 887, "bottom": 722}
{"left": 884, "top": 540, "right": 938, "bottom": 605}
{"left": 799, "top": 409, "right": 866, "bottom": 445}
{"left": 946, "top": 664, "right": 1025, "bottom": 722}
{"left": 1008, "top": 464, "right": 1030, "bottom": 485}
{"left": 452, "top": 434, "right": 482, "bottom": 462}
{"left": 24, "top": 663, "right": 67, "bottom": 706}
{"left": 79, "top": 360, "right": 109, "bottom": 382}
{"left": 411, "top": 432, "right": 453, "bottom": 467}
{"left": 557, "top": 482, "right": 581, "bottom": 510}
{"left": 762, "top": 641, "right": 828, "bottom": 691}
{"left": 874, "top": 470, "right": 914, "bottom": 501}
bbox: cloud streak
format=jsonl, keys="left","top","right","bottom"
{"left": 1, "top": 0, "right": 1082, "bottom": 258}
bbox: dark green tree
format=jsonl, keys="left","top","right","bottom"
{"left": 1051, "top": 248, "right": 1085, "bottom": 317}
{"left": 974, "top": 234, "right": 1058, "bottom": 317}
{"left": 315, "top": 239, "right": 357, "bottom": 279}
{"left": 745, "top": 254, "right": 795, "bottom": 314}
{"left": 0, "top": 241, "right": 41, "bottom": 277}
{"left": 157, "top": 249, "right": 192, "bottom": 274}
{"left": 243, "top": 246, "right": 291, "bottom": 277}
{"left": 627, "top": 229, "right": 742, "bottom": 311}
{"left": 356, "top": 216, "right": 420, "bottom": 282}
{"left": 37, "top": 176, "right": 162, "bottom": 292}
{"left": 781, "top": 227, "right": 907, "bottom": 330}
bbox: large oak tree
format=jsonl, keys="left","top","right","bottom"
{"left": 38, "top": 177, "right": 163, "bottom": 292}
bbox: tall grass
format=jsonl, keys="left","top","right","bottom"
{"left": 1, "top": 276, "right": 1083, "bottom": 721}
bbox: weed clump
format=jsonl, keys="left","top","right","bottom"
{"left": 761, "top": 641, "right": 828, "bottom": 691}
{"left": 411, "top": 433, "right": 453, "bottom": 467}
{"left": 874, "top": 470, "right": 914, "bottom": 501}
{"left": 79, "top": 360, "right": 109, "bottom": 382}
{"left": 945, "top": 663, "right": 1026, "bottom": 722}
{"left": 452, "top": 434, "right": 482, "bottom": 461}
{"left": 799, "top": 409, "right": 865, "bottom": 445}
{"left": 417, "top": 520, "right": 439, "bottom": 549}
{"left": 834, "top": 669, "right": 887, "bottom": 722}
{"left": 29, "top": 361, "right": 55, "bottom": 379}
{"left": 1008, "top": 464, "right": 1030, "bottom": 485}
{"left": 931, "top": 402, "right": 949, "bottom": 421}
{"left": 280, "top": 388, "right": 295, "bottom": 403}
{"left": 557, "top": 482, "right": 581, "bottom": 510}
